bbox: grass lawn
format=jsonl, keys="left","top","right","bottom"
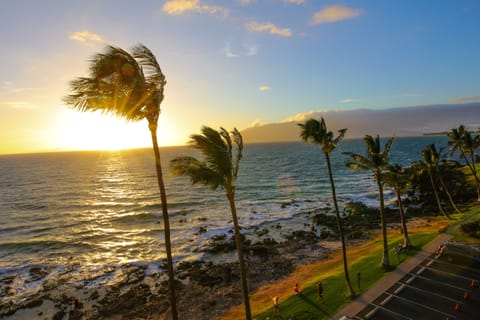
{"left": 218, "top": 218, "right": 450, "bottom": 320}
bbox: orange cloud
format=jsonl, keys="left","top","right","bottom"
{"left": 69, "top": 31, "right": 103, "bottom": 46}
{"left": 311, "top": 5, "right": 363, "bottom": 25}
{"left": 246, "top": 21, "right": 292, "bottom": 37}
{"left": 162, "top": 0, "right": 227, "bottom": 17}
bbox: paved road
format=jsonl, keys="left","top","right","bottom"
{"left": 330, "top": 234, "right": 454, "bottom": 320}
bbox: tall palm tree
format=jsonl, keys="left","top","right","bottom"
{"left": 411, "top": 159, "right": 445, "bottom": 218}
{"left": 417, "top": 145, "right": 451, "bottom": 219}
{"left": 427, "top": 144, "right": 461, "bottom": 214}
{"left": 298, "top": 118, "right": 355, "bottom": 298}
{"left": 170, "top": 126, "right": 252, "bottom": 320}
{"left": 448, "top": 125, "right": 480, "bottom": 203}
{"left": 344, "top": 135, "right": 394, "bottom": 268}
{"left": 383, "top": 164, "right": 411, "bottom": 248}
{"left": 64, "top": 44, "right": 178, "bottom": 320}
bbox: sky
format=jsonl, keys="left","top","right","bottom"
{"left": 1, "top": 0, "right": 479, "bottom": 155}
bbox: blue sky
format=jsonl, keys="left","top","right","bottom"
{"left": 0, "top": 0, "right": 479, "bottom": 154}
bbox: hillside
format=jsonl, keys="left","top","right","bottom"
{"left": 241, "top": 103, "right": 480, "bottom": 143}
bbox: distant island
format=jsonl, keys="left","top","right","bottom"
{"left": 241, "top": 102, "right": 480, "bottom": 143}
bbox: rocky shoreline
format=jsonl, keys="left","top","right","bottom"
{"left": 3, "top": 201, "right": 404, "bottom": 320}
{"left": 1, "top": 217, "right": 348, "bottom": 320}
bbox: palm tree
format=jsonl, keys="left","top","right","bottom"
{"left": 417, "top": 145, "right": 451, "bottom": 219}
{"left": 427, "top": 144, "right": 461, "bottom": 214}
{"left": 64, "top": 44, "right": 178, "bottom": 320}
{"left": 343, "top": 135, "right": 394, "bottom": 268}
{"left": 448, "top": 125, "right": 480, "bottom": 203}
{"left": 170, "top": 126, "right": 252, "bottom": 320}
{"left": 383, "top": 164, "right": 411, "bottom": 248}
{"left": 411, "top": 159, "right": 444, "bottom": 217}
{"left": 298, "top": 118, "right": 355, "bottom": 298}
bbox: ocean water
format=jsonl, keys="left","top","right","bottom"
{"left": 0, "top": 136, "right": 448, "bottom": 306}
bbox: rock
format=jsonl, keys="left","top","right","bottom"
{"left": 196, "top": 226, "right": 208, "bottom": 235}
{"left": 53, "top": 309, "right": 65, "bottom": 320}
{"left": 28, "top": 266, "right": 48, "bottom": 282}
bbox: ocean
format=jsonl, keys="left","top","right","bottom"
{"left": 0, "top": 136, "right": 448, "bottom": 308}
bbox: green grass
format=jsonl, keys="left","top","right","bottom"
{"left": 253, "top": 232, "right": 439, "bottom": 320}
{"left": 449, "top": 204, "right": 480, "bottom": 243}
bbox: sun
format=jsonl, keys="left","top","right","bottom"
{"left": 55, "top": 109, "right": 183, "bottom": 151}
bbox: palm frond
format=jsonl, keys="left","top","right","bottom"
{"left": 131, "top": 44, "right": 166, "bottom": 109}
{"left": 170, "top": 156, "right": 224, "bottom": 190}
{"left": 64, "top": 45, "right": 152, "bottom": 122}
{"left": 299, "top": 118, "right": 346, "bottom": 153}
{"left": 383, "top": 136, "right": 395, "bottom": 159}
{"left": 192, "top": 127, "right": 232, "bottom": 177}
{"left": 343, "top": 152, "right": 372, "bottom": 168}
{"left": 231, "top": 128, "right": 243, "bottom": 180}
{"left": 345, "top": 162, "right": 369, "bottom": 171}
{"left": 332, "top": 128, "right": 347, "bottom": 147}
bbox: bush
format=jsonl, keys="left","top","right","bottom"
{"left": 460, "top": 221, "right": 480, "bottom": 238}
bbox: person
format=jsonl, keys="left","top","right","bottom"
{"left": 294, "top": 282, "right": 299, "bottom": 295}
{"left": 317, "top": 282, "right": 323, "bottom": 301}
{"left": 273, "top": 296, "right": 279, "bottom": 316}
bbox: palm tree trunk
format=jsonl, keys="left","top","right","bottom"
{"left": 427, "top": 169, "right": 449, "bottom": 220}
{"left": 227, "top": 190, "right": 252, "bottom": 320}
{"left": 377, "top": 176, "right": 390, "bottom": 268}
{"left": 149, "top": 125, "right": 178, "bottom": 320}
{"left": 325, "top": 153, "right": 355, "bottom": 297}
{"left": 468, "top": 153, "right": 480, "bottom": 203}
{"left": 459, "top": 150, "right": 480, "bottom": 203}
{"left": 395, "top": 188, "right": 411, "bottom": 248}
{"left": 436, "top": 167, "right": 461, "bottom": 214}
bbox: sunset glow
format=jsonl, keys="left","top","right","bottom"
{"left": 1, "top": 1, "right": 479, "bottom": 155}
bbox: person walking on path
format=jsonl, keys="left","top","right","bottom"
{"left": 294, "top": 282, "right": 300, "bottom": 295}
{"left": 273, "top": 296, "right": 279, "bottom": 316}
{"left": 317, "top": 282, "right": 323, "bottom": 301}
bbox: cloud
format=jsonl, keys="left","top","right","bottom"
{"left": 162, "top": 0, "right": 228, "bottom": 17}
{"left": 222, "top": 43, "right": 259, "bottom": 58}
{"left": 282, "top": 110, "right": 325, "bottom": 122}
{"left": 239, "top": 0, "right": 254, "bottom": 4}
{"left": 246, "top": 21, "right": 292, "bottom": 37}
{"left": 259, "top": 85, "right": 270, "bottom": 91}
{"left": 284, "top": 0, "right": 305, "bottom": 4}
{"left": 450, "top": 95, "right": 480, "bottom": 103}
{"left": 69, "top": 31, "right": 103, "bottom": 46}
{"left": 311, "top": 5, "right": 363, "bottom": 25}
{"left": 249, "top": 119, "right": 263, "bottom": 127}
{"left": 339, "top": 98, "right": 354, "bottom": 103}
{"left": 223, "top": 43, "right": 239, "bottom": 58}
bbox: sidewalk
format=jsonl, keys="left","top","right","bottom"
{"left": 330, "top": 233, "right": 453, "bottom": 320}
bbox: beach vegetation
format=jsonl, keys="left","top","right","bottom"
{"left": 383, "top": 164, "right": 412, "bottom": 248}
{"left": 343, "top": 135, "right": 394, "bottom": 268}
{"left": 298, "top": 117, "right": 355, "bottom": 298}
{"left": 447, "top": 125, "right": 480, "bottom": 203}
{"left": 412, "top": 146, "right": 450, "bottom": 219}
{"left": 170, "top": 126, "right": 252, "bottom": 320}
{"left": 429, "top": 144, "right": 461, "bottom": 213}
{"left": 63, "top": 44, "right": 179, "bottom": 319}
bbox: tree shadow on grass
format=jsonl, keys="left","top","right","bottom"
{"left": 291, "top": 294, "right": 332, "bottom": 319}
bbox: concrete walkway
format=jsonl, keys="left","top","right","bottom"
{"left": 330, "top": 233, "right": 453, "bottom": 320}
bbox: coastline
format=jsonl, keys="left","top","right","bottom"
{"left": 2, "top": 216, "right": 442, "bottom": 320}
{"left": 1, "top": 218, "right": 342, "bottom": 320}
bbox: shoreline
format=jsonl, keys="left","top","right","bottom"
{"left": 1, "top": 221, "right": 343, "bottom": 320}
{"left": 1, "top": 217, "right": 441, "bottom": 320}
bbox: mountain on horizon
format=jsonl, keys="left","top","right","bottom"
{"left": 241, "top": 103, "right": 480, "bottom": 143}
